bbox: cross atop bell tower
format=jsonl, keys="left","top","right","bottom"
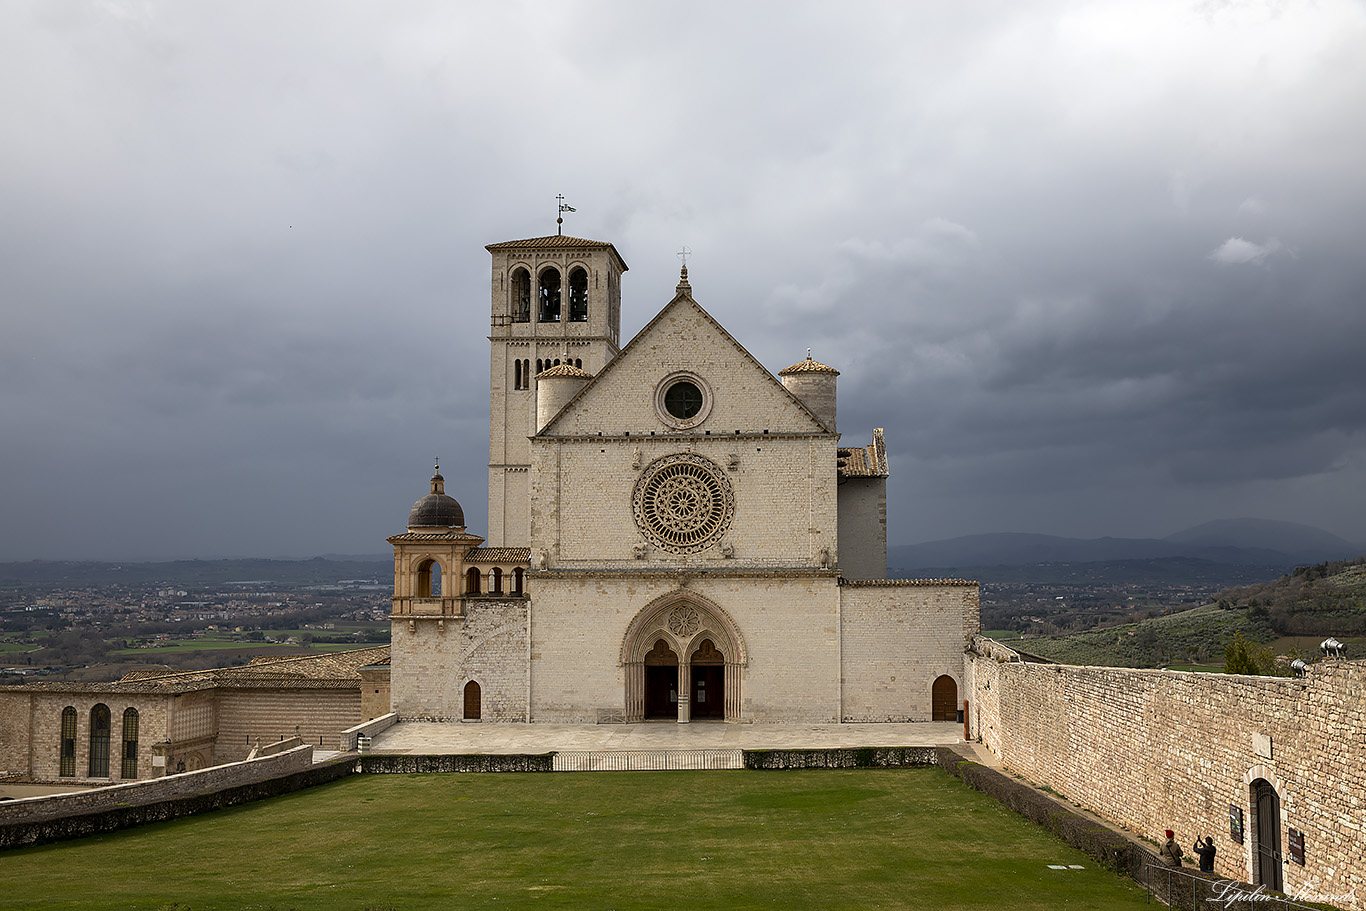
{"left": 483, "top": 229, "right": 628, "bottom": 546}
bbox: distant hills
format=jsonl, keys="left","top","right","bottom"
{"left": 1003, "top": 556, "right": 1366, "bottom": 668}
{"left": 890, "top": 519, "right": 1362, "bottom": 585}
{"left": 0, "top": 557, "right": 392, "bottom": 589}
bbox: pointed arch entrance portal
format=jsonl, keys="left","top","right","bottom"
{"left": 621, "top": 593, "right": 747, "bottom": 723}
{"left": 643, "top": 640, "right": 678, "bottom": 719}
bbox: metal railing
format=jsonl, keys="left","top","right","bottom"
{"left": 1144, "top": 863, "right": 1336, "bottom": 911}
{"left": 553, "top": 749, "right": 744, "bottom": 772}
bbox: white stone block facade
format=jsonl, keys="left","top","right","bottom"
{"left": 387, "top": 232, "right": 980, "bottom": 728}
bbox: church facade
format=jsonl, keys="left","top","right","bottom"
{"left": 388, "top": 233, "right": 979, "bottom": 725}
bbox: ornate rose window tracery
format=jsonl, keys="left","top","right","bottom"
{"left": 632, "top": 454, "right": 735, "bottom": 554}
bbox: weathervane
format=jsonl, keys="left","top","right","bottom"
{"left": 556, "top": 194, "right": 576, "bottom": 235}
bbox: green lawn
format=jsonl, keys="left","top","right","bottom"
{"left": 0, "top": 768, "right": 1150, "bottom": 911}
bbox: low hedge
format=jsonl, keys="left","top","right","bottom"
{"left": 743, "top": 746, "right": 938, "bottom": 770}
{"left": 357, "top": 753, "right": 554, "bottom": 773}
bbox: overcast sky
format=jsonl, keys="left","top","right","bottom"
{"left": 2, "top": 0, "right": 1364, "bottom": 560}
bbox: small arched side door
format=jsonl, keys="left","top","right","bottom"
{"left": 931, "top": 675, "right": 958, "bottom": 721}
{"left": 463, "top": 681, "right": 482, "bottom": 721}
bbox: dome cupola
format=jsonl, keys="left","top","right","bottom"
{"left": 407, "top": 463, "right": 465, "bottom": 530}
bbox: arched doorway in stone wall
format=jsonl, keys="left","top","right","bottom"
{"left": 1252, "top": 778, "right": 1283, "bottom": 891}
{"left": 621, "top": 592, "right": 747, "bottom": 723}
{"left": 931, "top": 675, "right": 958, "bottom": 721}
{"left": 463, "top": 680, "right": 482, "bottom": 721}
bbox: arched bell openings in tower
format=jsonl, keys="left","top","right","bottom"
{"left": 415, "top": 558, "right": 442, "bottom": 598}
{"left": 510, "top": 267, "right": 531, "bottom": 322}
{"left": 568, "top": 266, "right": 588, "bottom": 321}
{"left": 538, "top": 267, "right": 561, "bottom": 322}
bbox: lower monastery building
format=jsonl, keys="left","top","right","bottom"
{"left": 386, "top": 232, "right": 979, "bottom": 725}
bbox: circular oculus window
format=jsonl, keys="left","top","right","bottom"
{"left": 655, "top": 373, "right": 712, "bottom": 429}
{"left": 632, "top": 453, "right": 735, "bottom": 554}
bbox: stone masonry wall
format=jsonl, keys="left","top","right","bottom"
{"left": 967, "top": 652, "right": 1366, "bottom": 909}
{"left": 390, "top": 599, "right": 528, "bottom": 722}
{"left": 532, "top": 434, "right": 838, "bottom": 570}
{"left": 839, "top": 583, "right": 976, "bottom": 721}
{"left": 836, "top": 477, "right": 886, "bottom": 581}
{"left": 528, "top": 574, "right": 841, "bottom": 723}
{"left": 214, "top": 688, "right": 361, "bottom": 761}
{"left": 0, "top": 690, "right": 171, "bottom": 782}
{"left": 0, "top": 742, "right": 313, "bottom": 828}
{"left": 0, "top": 745, "right": 350, "bottom": 851}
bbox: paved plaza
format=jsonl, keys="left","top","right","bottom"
{"left": 367, "top": 720, "right": 965, "bottom": 755}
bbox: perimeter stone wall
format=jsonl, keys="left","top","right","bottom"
{"left": 967, "top": 650, "right": 1366, "bottom": 909}
{"left": 0, "top": 744, "right": 348, "bottom": 851}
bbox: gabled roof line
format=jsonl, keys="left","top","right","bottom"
{"left": 537, "top": 280, "right": 835, "bottom": 436}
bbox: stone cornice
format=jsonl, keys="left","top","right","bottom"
{"left": 533, "top": 567, "right": 843, "bottom": 581}
{"left": 841, "top": 578, "right": 977, "bottom": 587}
{"left": 532, "top": 431, "right": 838, "bottom": 442}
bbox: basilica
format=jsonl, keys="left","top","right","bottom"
{"left": 387, "top": 233, "right": 979, "bottom": 725}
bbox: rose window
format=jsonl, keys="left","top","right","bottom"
{"left": 668, "top": 606, "right": 700, "bottom": 637}
{"left": 632, "top": 454, "right": 735, "bottom": 553}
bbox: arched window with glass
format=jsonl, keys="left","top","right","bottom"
{"left": 121, "top": 708, "right": 139, "bottom": 779}
{"left": 89, "top": 704, "right": 111, "bottom": 777}
{"left": 59, "top": 706, "right": 77, "bottom": 777}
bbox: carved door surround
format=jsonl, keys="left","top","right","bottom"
{"left": 620, "top": 591, "right": 746, "bottom": 723}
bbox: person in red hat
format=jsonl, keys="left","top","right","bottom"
{"left": 1159, "top": 829, "right": 1185, "bottom": 867}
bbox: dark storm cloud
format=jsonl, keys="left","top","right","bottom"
{"left": 1, "top": 0, "right": 1364, "bottom": 558}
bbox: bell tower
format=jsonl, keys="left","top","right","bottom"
{"left": 484, "top": 233, "right": 627, "bottom": 546}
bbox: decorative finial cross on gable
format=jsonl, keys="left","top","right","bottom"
{"left": 677, "top": 245, "right": 691, "bottom": 266}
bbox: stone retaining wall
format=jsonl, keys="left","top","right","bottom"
{"left": 0, "top": 744, "right": 352, "bottom": 850}
{"left": 340, "top": 712, "right": 398, "bottom": 751}
{"left": 966, "top": 652, "right": 1365, "bottom": 909}
{"left": 935, "top": 746, "right": 1295, "bottom": 911}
